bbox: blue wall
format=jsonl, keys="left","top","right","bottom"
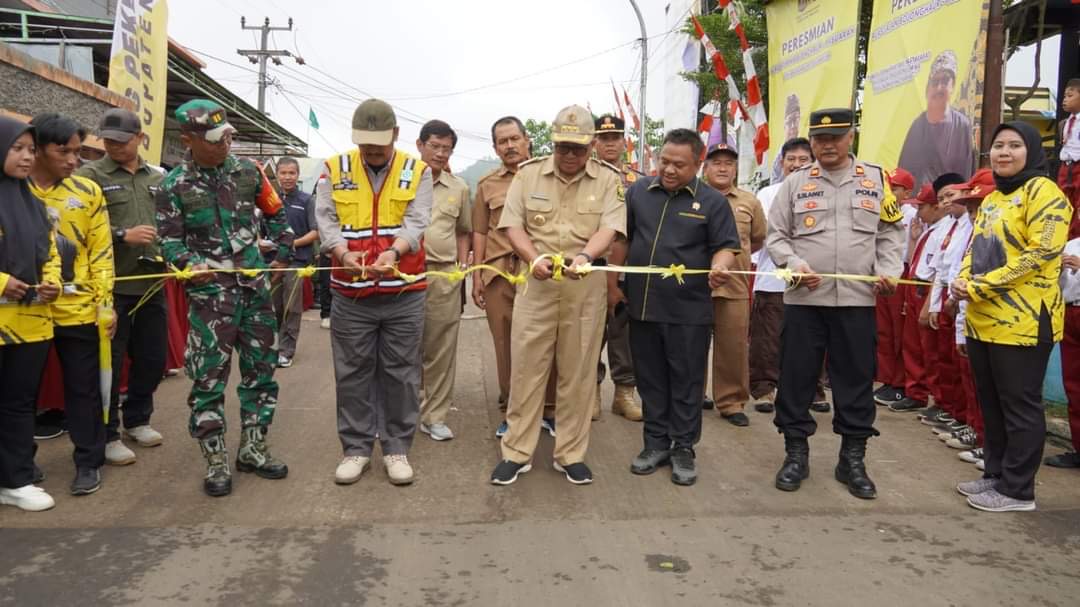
{"left": 1044, "top": 344, "right": 1066, "bottom": 404}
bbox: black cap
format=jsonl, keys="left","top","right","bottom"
{"left": 706, "top": 135, "right": 738, "bottom": 159}
{"left": 807, "top": 108, "right": 854, "bottom": 137}
{"left": 99, "top": 108, "right": 141, "bottom": 142}
{"left": 594, "top": 114, "right": 625, "bottom": 135}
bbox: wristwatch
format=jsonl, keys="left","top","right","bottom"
{"left": 113, "top": 227, "right": 127, "bottom": 244}
{"left": 577, "top": 252, "right": 593, "bottom": 263}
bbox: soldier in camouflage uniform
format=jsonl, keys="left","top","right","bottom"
{"left": 155, "top": 100, "right": 295, "bottom": 497}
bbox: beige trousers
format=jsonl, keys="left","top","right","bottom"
{"left": 420, "top": 262, "right": 463, "bottom": 425}
{"left": 501, "top": 272, "right": 605, "bottom": 465}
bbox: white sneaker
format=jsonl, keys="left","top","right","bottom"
{"left": 335, "top": 455, "right": 369, "bottom": 485}
{"left": 383, "top": 454, "right": 414, "bottom": 485}
{"left": 0, "top": 485, "right": 56, "bottom": 512}
{"left": 124, "top": 425, "right": 163, "bottom": 447}
{"left": 320, "top": 318, "right": 331, "bottom": 330}
{"left": 419, "top": 422, "right": 454, "bottom": 441}
{"left": 277, "top": 355, "right": 293, "bottom": 368}
{"left": 105, "top": 440, "right": 136, "bottom": 465}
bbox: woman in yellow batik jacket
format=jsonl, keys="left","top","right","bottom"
{"left": 0, "top": 117, "right": 61, "bottom": 513}
{"left": 952, "top": 121, "right": 1073, "bottom": 513}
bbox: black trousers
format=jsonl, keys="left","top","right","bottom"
{"left": 774, "top": 305, "right": 878, "bottom": 439}
{"left": 53, "top": 323, "right": 106, "bottom": 469}
{"left": 109, "top": 292, "right": 167, "bottom": 440}
{"left": 967, "top": 338, "right": 1052, "bottom": 501}
{"left": 318, "top": 253, "right": 332, "bottom": 319}
{"left": 0, "top": 341, "right": 51, "bottom": 488}
{"left": 629, "top": 319, "right": 710, "bottom": 451}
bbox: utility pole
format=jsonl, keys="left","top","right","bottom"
{"left": 238, "top": 17, "right": 294, "bottom": 115}
{"left": 980, "top": 0, "right": 1004, "bottom": 166}
{"left": 629, "top": 0, "right": 648, "bottom": 170}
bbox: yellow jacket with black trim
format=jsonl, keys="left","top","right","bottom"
{"left": 959, "top": 176, "right": 1073, "bottom": 346}
{"left": 0, "top": 231, "right": 62, "bottom": 344}
{"left": 30, "top": 175, "right": 114, "bottom": 327}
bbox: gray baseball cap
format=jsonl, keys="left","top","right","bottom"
{"left": 352, "top": 99, "right": 397, "bottom": 146}
{"left": 99, "top": 108, "right": 142, "bottom": 142}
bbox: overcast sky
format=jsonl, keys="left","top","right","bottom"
{"left": 167, "top": 1, "right": 1066, "bottom": 167}
{"left": 168, "top": 0, "right": 677, "bottom": 167}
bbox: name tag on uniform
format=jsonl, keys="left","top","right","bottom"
{"left": 530, "top": 193, "right": 550, "bottom": 200}
{"left": 678, "top": 212, "right": 706, "bottom": 220}
{"left": 102, "top": 185, "right": 124, "bottom": 193}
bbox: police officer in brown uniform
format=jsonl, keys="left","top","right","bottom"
{"left": 594, "top": 113, "right": 642, "bottom": 422}
{"left": 490, "top": 105, "right": 626, "bottom": 486}
{"left": 765, "top": 108, "right": 905, "bottom": 499}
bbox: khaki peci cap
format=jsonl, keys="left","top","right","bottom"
{"left": 550, "top": 105, "right": 594, "bottom": 145}
{"left": 352, "top": 99, "right": 397, "bottom": 146}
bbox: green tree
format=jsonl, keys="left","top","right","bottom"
{"left": 524, "top": 119, "right": 552, "bottom": 157}
{"left": 681, "top": 1, "right": 769, "bottom": 118}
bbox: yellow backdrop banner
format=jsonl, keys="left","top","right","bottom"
{"left": 765, "top": 0, "right": 860, "bottom": 180}
{"left": 859, "top": 0, "right": 989, "bottom": 189}
{"left": 107, "top": 0, "right": 170, "bottom": 165}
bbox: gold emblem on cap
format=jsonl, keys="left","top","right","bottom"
{"left": 568, "top": 112, "right": 577, "bottom": 123}
{"left": 821, "top": 116, "right": 832, "bottom": 125}
{"left": 971, "top": 186, "right": 982, "bottom": 195}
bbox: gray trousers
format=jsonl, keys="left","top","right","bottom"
{"left": 331, "top": 289, "right": 424, "bottom": 457}
{"left": 272, "top": 269, "right": 305, "bottom": 359}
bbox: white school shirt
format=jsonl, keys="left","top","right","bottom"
{"left": 1062, "top": 113, "right": 1080, "bottom": 163}
{"left": 912, "top": 217, "right": 950, "bottom": 281}
{"left": 1061, "top": 237, "right": 1080, "bottom": 305}
{"left": 929, "top": 214, "right": 973, "bottom": 313}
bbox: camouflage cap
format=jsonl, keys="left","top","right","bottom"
{"left": 176, "top": 99, "right": 235, "bottom": 143}
{"left": 551, "top": 105, "right": 594, "bottom": 145}
{"left": 352, "top": 99, "right": 397, "bottom": 146}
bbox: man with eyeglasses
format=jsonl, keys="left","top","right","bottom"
{"left": 490, "top": 105, "right": 625, "bottom": 486}
{"left": 156, "top": 100, "right": 295, "bottom": 497}
{"left": 415, "top": 119, "right": 471, "bottom": 442}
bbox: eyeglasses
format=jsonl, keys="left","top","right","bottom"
{"left": 554, "top": 143, "right": 590, "bottom": 157}
{"left": 424, "top": 141, "right": 454, "bottom": 154}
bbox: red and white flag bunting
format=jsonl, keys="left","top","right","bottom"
{"left": 691, "top": 7, "right": 769, "bottom": 163}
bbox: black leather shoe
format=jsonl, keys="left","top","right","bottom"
{"left": 70, "top": 467, "right": 101, "bottom": 496}
{"left": 631, "top": 449, "right": 670, "bottom": 475}
{"left": 835, "top": 435, "right": 877, "bottom": 499}
{"left": 775, "top": 436, "right": 810, "bottom": 492}
{"left": 722, "top": 412, "right": 750, "bottom": 427}
{"left": 810, "top": 401, "right": 831, "bottom": 413}
{"left": 670, "top": 448, "right": 697, "bottom": 486}
{"left": 702, "top": 398, "right": 715, "bottom": 410}
{"left": 204, "top": 468, "right": 232, "bottom": 497}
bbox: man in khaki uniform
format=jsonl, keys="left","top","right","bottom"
{"left": 703, "top": 138, "right": 767, "bottom": 427}
{"left": 490, "top": 105, "right": 625, "bottom": 486}
{"left": 472, "top": 117, "right": 556, "bottom": 438}
{"left": 594, "top": 114, "right": 642, "bottom": 422}
{"left": 416, "top": 120, "right": 471, "bottom": 441}
{"left": 766, "top": 108, "right": 905, "bottom": 500}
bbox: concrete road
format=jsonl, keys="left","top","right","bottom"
{"left": 3, "top": 308, "right": 1079, "bottom": 606}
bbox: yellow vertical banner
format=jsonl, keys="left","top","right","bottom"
{"left": 765, "top": 0, "right": 861, "bottom": 183}
{"left": 859, "top": 0, "right": 988, "bottom": 190}
{"left": 107, "top": 0, "right": 170, "bottom": 165}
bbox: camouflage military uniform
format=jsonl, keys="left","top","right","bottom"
{"left": 156, "top": 154, "right": 295, "bottom": 439}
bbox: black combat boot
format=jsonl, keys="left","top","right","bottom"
{"left": 236, "top": 426, "right": 288, "bottom": 480}
{"left": 835, "top": 435, "right": 877, "bottom": 499}
{"left": 775, "top": 436, "right": 810, "bottom": 492}
{"left": 199, "top": 434, "right": 232, "bottom": 497}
